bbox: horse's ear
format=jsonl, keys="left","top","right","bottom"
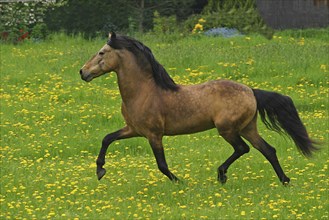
{"left": 109, "top": 32, "right": 116, "bottom": 40}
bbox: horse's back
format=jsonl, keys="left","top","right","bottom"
{"left": 163, "top": 80, "right": 257, "bottom": 135}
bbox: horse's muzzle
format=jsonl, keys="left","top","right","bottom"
{"left": 79, "top": 69, "right": 93, "bottom": 82}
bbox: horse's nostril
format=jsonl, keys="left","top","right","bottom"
{"left": 79, "top": 69, "right": 83, "bottom": 75}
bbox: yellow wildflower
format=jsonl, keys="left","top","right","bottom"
{"left": 194, "top": 23, "right": 203, "bottom": 31}
{"left": 198, "top": 18, "right": 206, "bottom": 23}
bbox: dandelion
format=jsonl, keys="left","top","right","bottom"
{"left": 215, "top": 193, "right": 221, "bottom": 198}
{"left": 245, "top": 58, "right": 254, "bottom": 65}
{"left": 194, "top": 23, "right": 203, "bottom": 31}
{"left": 192, "top": 21, "right": 204, "bottom": 34}
{"left": 198, "top": 18, "right": 206, "bottom": 23}
{"left": 320, "top": 64, "right": 327, "bottom": 72}
{"left": 298, "top": 38, "right": 305, "bottom": 45}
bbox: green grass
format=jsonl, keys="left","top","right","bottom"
{"left": 1, "top": 30, "right": 328, "bottom": 219}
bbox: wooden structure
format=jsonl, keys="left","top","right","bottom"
{"left": 256, "top": 0, "right": 329, "bottom": 29}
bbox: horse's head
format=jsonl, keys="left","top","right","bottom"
{"left": 80, "top": 32, "right": 120, "bottom": 82}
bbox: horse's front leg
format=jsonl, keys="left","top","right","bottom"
{"left": 96, "top": 126, "right": 137, "bottom": 180}
{"left": 148, "top": 136, "right": 179, "bottom": 182}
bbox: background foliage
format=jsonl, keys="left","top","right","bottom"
{"left": 44, "top": 0, "right": 202, "bottom": 36}
{"left": 185, "top": 0, "right": 273, "bottom": 38}
{"left": 1, "top": 0, "right": 273, "bottom": 41}
{"left": 0, "top": 0, "right": 65, "bottom": 42}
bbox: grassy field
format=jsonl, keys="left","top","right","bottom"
{"left": 1, "top": 29, "right": 328, "bottom": 219}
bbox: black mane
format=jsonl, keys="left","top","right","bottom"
{"left": 107, "top": 35, "right": 179, "bottom": 91}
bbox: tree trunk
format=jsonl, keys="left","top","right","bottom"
{"left": 138, "top": 0, "right": 144, "bottom": 32}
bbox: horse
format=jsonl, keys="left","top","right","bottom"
{"left": 79, "top": 32, "right": 318, "bottom": 185}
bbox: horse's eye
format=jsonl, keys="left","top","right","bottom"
{"left": 98, "top": 51, "right": 105, "bottom": 56}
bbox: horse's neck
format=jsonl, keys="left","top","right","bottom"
{"left": 116, "top": 68, "right": 157, "bottom": 106}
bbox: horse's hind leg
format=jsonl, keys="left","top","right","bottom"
{"left": 241, "top": 121, "right": 290, "bottom": 185}
{"left": 217, "top": 132, "right": 250, "bottom": 184}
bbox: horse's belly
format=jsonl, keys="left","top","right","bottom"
{"left": 164, "top": 117, "right": 215, "bottom": 135}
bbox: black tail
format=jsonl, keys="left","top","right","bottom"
{"left": 252, "top": 89, "right": 319, "bottom": 157}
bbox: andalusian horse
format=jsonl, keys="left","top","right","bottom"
{"left": 80, "top": 32, "right": 318, "bottom": 185}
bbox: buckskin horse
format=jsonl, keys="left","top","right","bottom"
{"left": 80, "top": 32, "right": 318, "bottom": 185}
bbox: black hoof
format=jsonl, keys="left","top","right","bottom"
{"left": 171, "top": 176, "right": 180, "bottom": 183}
{"left": 97, "top": 168, "right": 106, "bottom": 180}
{"left": 218, "top": 171, "right": 227, "bottom": 184}
{"left": 282, "top": 177, "right": 290, "bottom": 186}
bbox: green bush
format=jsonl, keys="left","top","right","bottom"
{"left": 153, "top": 11, "right": 178, "bottom": 35}
{"left": 148, "top": 11, "right": 188, "bottom": 43}
{"left": 31, "top": 23, "right": 49, "bottom": 41}
{"left": 184, "top": 0, "right": 274, "bottom": 38}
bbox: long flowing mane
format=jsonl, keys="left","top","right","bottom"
{"left": 108, "top": 34, "right": 179, "bottom": 91}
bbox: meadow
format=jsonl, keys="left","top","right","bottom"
{"left": 0, "top": 29, "right": 328, "bottom": 219}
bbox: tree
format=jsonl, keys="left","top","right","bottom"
{"left": 0, "top": 0, "right": 65, "bottom": 42}
{"left": 44, "top": 0, "right": 205, "bottom": 36}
